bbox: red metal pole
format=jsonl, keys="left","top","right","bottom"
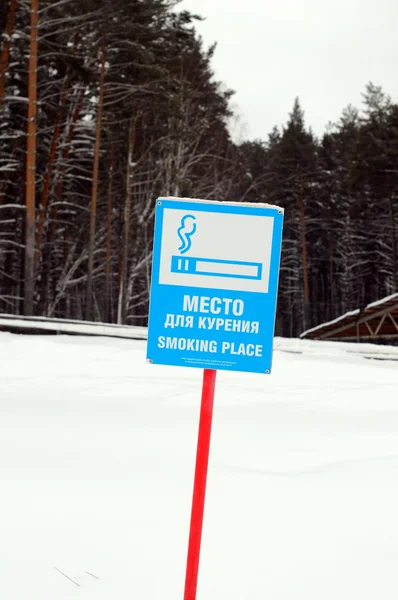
{"left": 184, "top": 368, "right": 217, "bottom": 600}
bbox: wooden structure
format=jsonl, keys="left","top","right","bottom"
{"left": 301, "top": 293, "right": 398, "bottom": 341}
{"left": 0, "top": 314, "right": 147, "bottom": 340}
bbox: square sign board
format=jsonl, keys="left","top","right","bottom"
{"left": 146, "top": 197, "right": 284, "bottom": 374}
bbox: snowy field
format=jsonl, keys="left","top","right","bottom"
{"left": 1, "top": 332, "right": 398, "bottom": 599}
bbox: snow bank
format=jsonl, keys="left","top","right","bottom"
{"left": 0, "top": 314, "right": 147, "bottom": 340}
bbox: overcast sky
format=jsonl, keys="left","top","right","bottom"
{"left": 180, "top": 0, "right": 398, "bottom": 141}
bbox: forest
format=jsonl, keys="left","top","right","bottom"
{"left": 1, "top": 0, "right": 397, "bottom": 337}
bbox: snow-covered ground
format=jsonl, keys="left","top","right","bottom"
{"left": 1, "top": 332, "right": 398, "bottom": 599}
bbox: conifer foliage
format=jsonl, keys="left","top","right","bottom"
{"left": 0, "top": 2, "right": 397, "bottom": 337}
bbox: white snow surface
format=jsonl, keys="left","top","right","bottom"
{"left": 159, "top": 196, "right": 284, "bottom": 211}
{"left": 1, "top": 332, "right": 398, "bottom": 599}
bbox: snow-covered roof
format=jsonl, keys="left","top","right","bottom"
{"left": 301, "top": 309, "right": 360, "bottom": 338}
{"left": 366, "top": 292, "right": 398, "bottom": 310}
{"left": 301, "top": 292, "right": 398, "bottom": 341}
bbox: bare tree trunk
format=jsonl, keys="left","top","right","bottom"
{"left": 0, "top": 0, "right": 18, "bottom": 109}
{"left": 298, "top": 166, "right": 309, "bottom": 330}
{"left": 389, "top": 196, "right": 397, "bottom": 293}
{"left": 49, "top": 84, "right": 85, "bottom": 244}
{"left": 24, "top": 0, "right": 38, "bottom": 316}
{"left": 117, "top": 187, "right": 124, "bottom": 323}
{"left": 117, "top": 114, "right": 137, "bottom": 324}
{"left": 0, "top": 137, "right": 22, "bottom": 205}
{"left": 35, "top": 33, "right": 80, "bottom": 267}
{"left": 41, "top": 85, "right": 85, "bottom": 314}
{"left": 105, "top": 142, "right": 114, "bottom": 322}
{"left": 329, "top": 236, "right": 334, "bottom": 320}
{"left": 86, "top": 36, "right": 106, "bottom": 320}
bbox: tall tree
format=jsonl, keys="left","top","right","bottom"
{"left": 86, "top": 32, "right": 106, "bottom": 320}
{"left": 0, "top": 0, "right": 18, "bottom": 109}
{"left": 24, "top": 0, "right": 38, "bottom": 316}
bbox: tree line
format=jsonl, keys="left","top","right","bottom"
{"left": 0, "top": 0, "right": 397, "bottom": 337}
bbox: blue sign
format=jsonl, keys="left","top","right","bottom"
{"left": 146, "top": 198, "right": 284, "bottom": 374}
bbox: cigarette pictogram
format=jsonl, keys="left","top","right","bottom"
{"left": 171, "top": 255, "right": 262, "bottom": 280}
